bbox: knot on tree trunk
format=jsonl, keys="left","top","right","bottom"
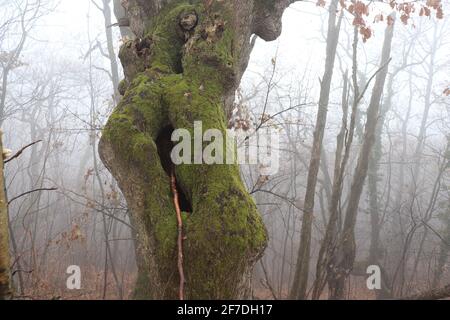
{"left": 252, "top": 0, "right": 292, "bottom": 41}
{"left": 179, "top": 11, "right": 198, "bottom": 31}
{"left": 119, "top": 0, "right": 292, "bottom": 41}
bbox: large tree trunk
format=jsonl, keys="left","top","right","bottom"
{"left": 99, "top": 0, "right": 293, "bottom": 299}
{"left": 113, "top": 0, "right": 134, "bottom": 39}
{"left": 0, "top": 131, "right": 12, "bottom": 300}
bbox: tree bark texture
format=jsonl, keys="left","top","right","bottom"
{"left": 99, "top": 0, "right": 294, "bottom": 299}
{"left": 0, "top": 131, "right": 12, "bottom": 300}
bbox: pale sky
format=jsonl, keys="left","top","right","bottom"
{"left": 7, "top": 0, "right": 450, "bottom": 150}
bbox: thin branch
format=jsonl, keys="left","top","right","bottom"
{"left": 421, "top": 220, "right": 450, "bottom": 247}
{"left": 260, "top": 260, "right": 278, "bottom": 300}
{"left": 356, "top": 58, "right": 393, "bottom": 106}
{"left": 4, "top": 140, "right": 42, "bottom": 164}
{"left": 11, "top": 269, "right": 33, "bottom": 276}
{"left": 8, "top": 187, "right": 57, "bottom": 206}
{"left": 171, "top": 170, "right": 185, "bottom": 301}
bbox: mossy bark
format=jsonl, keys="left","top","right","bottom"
{"left": 99, "top": 0, "right": 292, "bottom": 299}
{"left": 0, "top": 131, "right": 12, "bottom": 300}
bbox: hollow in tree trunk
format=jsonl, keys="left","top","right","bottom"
{"left": 99, "top": 0, "right": 294, "bottom": 299}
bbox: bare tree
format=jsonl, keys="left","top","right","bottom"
{"left": 290, "top": 0, "right": 343, "bottom": 300}
{"left": 0, "top": 0, "right": 48, "bottom": 125}
{"left": 327, "top": 13, "right": 396, "bottom": 299}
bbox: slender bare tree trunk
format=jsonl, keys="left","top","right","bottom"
{"left": 313, "top": 22, "right": 366, "bottom": 300}
{"left": 366, "top": 71, "right": 398, "bottom": 300}
{"left": 411, "top": 24, "right": 438, "bottom": 182}
{"left": 433, "top": 138, "right": 450, "bottom": 287}
{"left": 433, "top": 197, "right": 450, "bottom": 287}
{"left": 312, "top": 69, "right": 350, "bottom": 299}
{"left": 100, "top": 0, "right": 121, "bottom": 104}
{"left": 328, "top": 14, "right": 395, "bottom": 299}
{"left": 367, "top": 35, "right": 416, "bottom": 297}
{"left": 390, "top": 26, "right": 439, "bottom": 293}
{"left": 390, "top": 72, "right": 413, "bottom": 289}
{"left": 290, "top": 0, "right": 342, "bottom": 299}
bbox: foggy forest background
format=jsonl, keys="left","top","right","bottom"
{"left": 1, "top": 0, "right": 449, "bottom": 299}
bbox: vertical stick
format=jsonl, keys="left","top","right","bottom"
{"left": 171, "top": 170, "right": 185, "bottom": 300}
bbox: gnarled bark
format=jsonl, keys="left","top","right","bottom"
{"left": 99, "top": 0, "right": 294, "bottom": 299}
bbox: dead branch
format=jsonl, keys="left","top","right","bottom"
{"left": 11, "top": 269, "right": 33, "bottom": 276}
{"left": 260, "top": 260, "right": 278, "bottom": 300}
{"left": 171, "top": 170, "right": 185, "bottom": 301}
{"left": 8, "top": 187, "right": 57, "bottom": 206}
{"left": 4, "top": 140, "right": 42, "bottom": 164}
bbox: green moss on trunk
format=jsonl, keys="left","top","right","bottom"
{"left": 100, "top": 0, "right": 267, "bottom": 299}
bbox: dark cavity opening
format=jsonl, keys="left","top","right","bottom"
{"left": 156, "top": 125, "right": 192, "bottom": 213}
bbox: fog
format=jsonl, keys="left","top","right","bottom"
{"left": 1, "top": 0, "right": 449, "bottom": 299}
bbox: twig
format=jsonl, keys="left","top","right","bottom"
{"left": 4, "top": 140, "right": 42, "bottom": 164}
{"left": 355, "top": 58, "right": 393, "bottom": 106}
{"left": 11, "top": 269, "right": 33, "bottom": 276}
{"left": 171, "top": 170, "right": 185, "bottom": 300}
{"left": 8, "top": 187, "right": 57, "bottom": 206}
{"left": 421, "top": 220, "right": 450, "bottom": 247}
{"left": 250, "top": 188, "right": 304, "bottom": 212}
{"left": 260, "top": 261, "right": 278, "bottom": 300}
{"left": 107, "top": 18, "right": 130, "bottom": 29}
{"left": 60, "top": 189, "right": 134, "bottom": 230}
